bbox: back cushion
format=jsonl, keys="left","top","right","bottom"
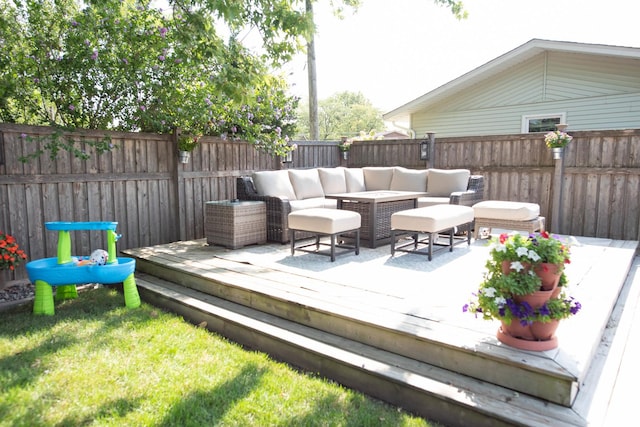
{"left": 252, "top": 170, "right": 297, "bottom": 200}
{"left": 427, "top": 169, "right": 470, "bottom": 197}
{"left": 363, "top": 167, "right": 394, "bottom": 191}
{"left": 390, "top": 167, "right": 429, "bottom": 192}
{"left": 288, "top": 169, "right": 325, "bottom": 200}
{"left": 344, "top": 168, "right": 366, "bottom": 192}
{"left": 318, "top": 167, "right": 347, "bottom": 194}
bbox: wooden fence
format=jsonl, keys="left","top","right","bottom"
{"left": 2, "top": 123, "right": 639, "bottom": 281}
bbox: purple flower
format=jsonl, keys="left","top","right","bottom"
{"left": 33, "top": 78, "right": 40, "bottom": 83}
{"left": 174, "top": 58, "right": 181, "bottom": 64}
{"left": 139, "top": 105, "right": 146, "bottom": 111}
{"left": 84, "top": 39, "right": 90, "bottom": 46}
{"left": 122, "top": 58, "right": 128, "bottom": 65}
{"left": 159, "top": 27, "right": 168, "bottom": 37}
{"left": 20, "top": 133, "right": 27, "bottom": 138}
{"left": 158, "top": 55, "right": 165, "bottom": 61}
{"left": 71, "top": 20, "right": 78, "bottom": 27}
{"left": 69, "top": 105, "right": 75, "bottom": 111}
{"left": 91, "top": 50, "right": 98, "bottom": 60}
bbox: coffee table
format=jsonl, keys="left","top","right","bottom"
{"left": 324, "top": 191, "right": 426, "bottom": 248}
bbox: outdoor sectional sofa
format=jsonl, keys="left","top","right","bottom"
{"left": 236, "top": 166, "right": 484, "bottom": 243}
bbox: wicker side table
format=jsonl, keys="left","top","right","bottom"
{"left": 205, "top": 200, "right": 266, "bottom": 249}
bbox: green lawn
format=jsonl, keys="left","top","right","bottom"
{"left": 0, "top": 287, "right": 439, "bottom": 426}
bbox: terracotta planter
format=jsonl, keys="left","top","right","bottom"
{"left": 500, "top": 320, "right": 534, "bottom": 341}
{"left": 530, "top": 320, "right": 560, "bottom": 341}
{"left": 534, "top": 263, "right": 561, "bottom": 290}
{"left": 497, "top": 320, "right": 559, "bottom": 351}
{"left": 514, "top": 288, "right": 555, "bottom": 309}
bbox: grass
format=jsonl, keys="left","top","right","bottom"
{"left": 0, "top": 287, "right": 440, "bottom": 426}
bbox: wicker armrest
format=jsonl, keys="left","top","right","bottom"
{"left": 236, "top": 176, "right": 293, "bottom": 243}
{"left": 450, "top": 175, "right": 484, "bottom": 206}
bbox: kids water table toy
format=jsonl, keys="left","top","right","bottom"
{"left": 26, "top": 221, "right": 140, "bottom": 315}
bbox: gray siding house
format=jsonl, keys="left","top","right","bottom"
{"left": 383, "top": 39, "right": 640, "bottom": 138}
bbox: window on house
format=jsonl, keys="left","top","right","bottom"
{"left": 522, "top": 113, "right": 566, "bottom": 133}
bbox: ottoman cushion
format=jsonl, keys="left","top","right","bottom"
{"left": 392, "top": 205, "right": 474, "bottom": 233}
{"left": 289, "top": 208, "right": 361, "bottom": 234}
{"left": 473, "top": 200, "right": 539, "bottom": 221}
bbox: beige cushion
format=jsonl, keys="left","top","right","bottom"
{"left": 253, "top": 170, "right": 297, "bottom": 200}
{"left": 289, "top": 198, "right": 337, "bottom": 212}
{"left": 390, "top": 167, "right": 428, "bottom": 192}
{"left": 363, "top": 167, "right": 394, "bottom": 191}
{"left": 288, "top": 169, "right": 324, "bottom": 200}
{"left": 391, "top": 205, "right": 474, "bottom": 233}
{"left": 289, "top": 208, "right": 361, "bottom": 234}
{"left": 345, "top": 168, "right": 366, "bottom": 192}
{"left": 318, "top": 167, "right": 347, "bottom": 194}
{"left": 473, "top": 200, "right": 540, "bottom": 221}
{"left": 427, "top": 169, "right": 470, "bottom": 197}
{"left": 417, "top": 196, "right": 450, "bottom": 208}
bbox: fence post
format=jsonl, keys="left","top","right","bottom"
{"left": 550, "top": 124, "right": 568, "bottom": 234}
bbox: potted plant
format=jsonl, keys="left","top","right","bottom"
{"left": 0, "top": 231, "right": 28, "bottom": 287}
{"left": 177, "top": 134, "right": 201, "bottom": 164}
{"left": 545, "top": 130, "right": 573, "bottom": 159}
{"left": 463, "top": 232, "right": 580, "bottom": 350}
{"left": 338, "top": 138, "right": 351, "bottom": 160}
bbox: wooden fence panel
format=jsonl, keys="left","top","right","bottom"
{"left": 3, "top": 123, "right": 640, "bottom": 282}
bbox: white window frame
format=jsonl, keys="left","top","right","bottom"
{"left": 521, "top": 113, "right": 567, "bottom": 133}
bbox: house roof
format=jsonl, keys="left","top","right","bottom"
{"left": 383, "top": 39, "right": 640, "bottom": 122}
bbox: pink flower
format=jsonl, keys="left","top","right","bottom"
{"left": 69, "top": 105, "right": 75, "bottom": 111}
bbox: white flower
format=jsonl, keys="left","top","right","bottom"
{"left": 494, "top": 244, "right": 507, "bottom": 253}
{"left": 495, "top": 296, "right": 506, "bottom": 306}
{"left": 510, "top": 261, "right": 525, "bottom": 272}
{"left": 483, "top": 287, "right": 497, "bottom": 297}
{"left": 527, "top": 250, "right": 541, "bottom": 262}
{"left": 515, "top": 247, "right": 529, "bottom": 258}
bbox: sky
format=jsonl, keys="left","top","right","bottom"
{"left": 282, "top": 0, "right": 640, "bottom": 113}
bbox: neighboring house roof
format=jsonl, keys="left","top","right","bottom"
{"left": 374, "top": 130, "right": 409, "bottom": 139}
{"left": 383, "top": 39, "right": 640, "bottom": 123}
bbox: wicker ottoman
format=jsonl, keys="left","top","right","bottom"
{"left": 390, "top": 205, "right": 474, "bottom": 261}
{"left": 205, "top": 200, "right": 267, "bottom": 249}
{"left": 288, "top": 208, "right": 361, "bottom": 262}
{"left": 472, "top": 200, "right": 545, "bottom": 239}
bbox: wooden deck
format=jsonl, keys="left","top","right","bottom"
{"left": 123, "top": 234, "right": 639, "bottom": 427}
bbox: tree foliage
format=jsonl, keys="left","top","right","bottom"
{"left": 0, "top": 0, "right": 466, "bottom": 158}
{"left": 0, "top": 0, "right": 305, "bottom": 156}
{"left": 296, "top": 91, "right": 384, "bottom": 140}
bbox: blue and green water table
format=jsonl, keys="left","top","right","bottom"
{"left": 26, "top": 221, "right": 140, "bottom": 315}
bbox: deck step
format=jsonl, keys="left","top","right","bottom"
{"left": 128, "top": 250, "right": 583, "bottom": 407}
{"left": 135, "top": 272, "right": 586, "bottom": 427}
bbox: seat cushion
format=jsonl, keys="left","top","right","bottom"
{"left": 363, "top": 167, "right": 395, "bottom": 191}
{"left": 473, "top": 200, "right": 540, "bottom": 221}
{"left": 253, "top": 170, "right": 297, "bottom": 200}
{"left": 289, "top": 169, "right": 324, "bottom": 200}
{"left": 345, "top": 168, "right": 366, "bottom": 192}
{"left": 417, "top": 196, "right": 451, "bottom": 208}
{"left": 426, "top": 169, "right": 470, "bottom": 197}
{"left": 391, "top": 205, "right": 474, "bottom": 233}
{"left": 318, "top": 167, "right": 347, "bottom": 194}
{"left": 390, "top": 167, "right": 428, "bottom": 192}
{"left": 289, "top": 208, "right": 361, "bottom": 234}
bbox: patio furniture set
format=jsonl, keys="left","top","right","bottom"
{"left": 226, "top": 167, "right": 545, "bottom": 261}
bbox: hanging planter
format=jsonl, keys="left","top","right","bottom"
{"left": 552, "top": 147, "right": 564, "bottom": 160}
{"left": 545, "top": 127, "right": 572, "bottom": 160}
{"left": 178, "top": 150, "right": 191, "bottom": 164}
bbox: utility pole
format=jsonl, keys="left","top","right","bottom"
{"left": 306, "top": 0, "right": 319, "bottom": 140}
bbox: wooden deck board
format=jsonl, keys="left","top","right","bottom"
{"left": 124, "top": 233, "right": 638, "bottom": 416}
